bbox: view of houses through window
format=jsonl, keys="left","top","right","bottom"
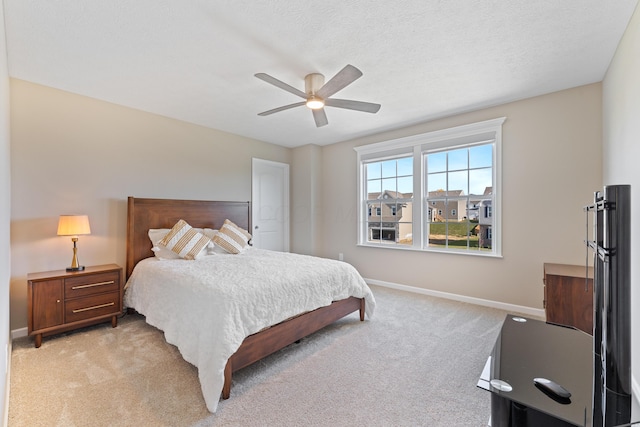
{"left": 366, "top": 156, "right": 413, "bottom": 245}
{"left": 365, "top": 145, "right": 493, "bottom": 250}
{"left": 425, "top": 143, "right": 493, "bottom": 250}
{"left": 357, "top": 117, "right": 503, "bottom": 256}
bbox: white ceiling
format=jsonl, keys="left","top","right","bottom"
{"left": 4, "top": 1, "right": 638, "bottom": 148}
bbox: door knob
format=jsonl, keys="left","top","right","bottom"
{"left": 254, "top": 225, "right": 259, "bottom": 229}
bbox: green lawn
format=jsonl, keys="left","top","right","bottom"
{"left": 427, "top": 221, "right": 489, "bottom": 249}
{"left": 371, "top": 221, "right": 491, "bottom": 250}
{"left": 428, "top": 222, "right": 477, "bottom": 237}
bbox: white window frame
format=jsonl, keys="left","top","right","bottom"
{"left": 355, "top": 117, "right": 504, "bottom": 257}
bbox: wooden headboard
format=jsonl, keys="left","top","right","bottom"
{"left": 125, "top": 197, "right": 251, "bottom": 279}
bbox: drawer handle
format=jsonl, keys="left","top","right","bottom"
{"left": 72, "top": 302, "right": 115, "bottom": 313}
{"left": 71, "top": 280, "right": 115, "bottom": 290}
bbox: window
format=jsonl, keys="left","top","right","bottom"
{"left": 363, "top": 156, "right": 413, "bottom": 245}
{"left": 425, "top": 144, "right": 493, "bottom": 251}
{"left": 355, "top": 117, "right": 504, "bottom": 256}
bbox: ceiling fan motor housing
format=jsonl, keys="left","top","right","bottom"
{"left": 305, "top": 73, "right": 325, "bottom": 96}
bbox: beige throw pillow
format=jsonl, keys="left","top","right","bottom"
{"left": 212, "top": 219, "right": 252, "bottom": 254}
{"left": 159, "top": 219, "right": 211, "bottom": 260}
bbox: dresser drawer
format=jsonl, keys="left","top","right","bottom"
{"left": 65, "top": 291, "right": 120, "bottom": 323}
{"left": 65, "top": 271, "right": 120, "bottom": 299}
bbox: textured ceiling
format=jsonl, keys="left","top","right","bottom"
{"left": 4, "top": 1, "right": 638, "bottom": 148}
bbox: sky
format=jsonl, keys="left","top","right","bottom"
{"left": 366, "top": 143, "right": 493, "bottom": 196}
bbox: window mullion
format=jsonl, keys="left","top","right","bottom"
{"left": 413, "top": 145, "right": 422, "bottom": 249}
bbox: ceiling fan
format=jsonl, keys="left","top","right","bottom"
{"left": 255, "top": 64, "right": 381, "bottom": 127}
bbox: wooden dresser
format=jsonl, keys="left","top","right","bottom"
{"left": 27, "top": 264, "right": 123, "bottom": 348}
{"left": 543, "top": 263, "right": 593, "bottom": 335}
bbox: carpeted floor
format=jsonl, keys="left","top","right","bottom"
{"left": 9, "top": 285, "right": 509, "bottom": 426}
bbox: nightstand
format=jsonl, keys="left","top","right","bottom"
{"left": 27, "top": 264, "right": 123, "bottom": 348}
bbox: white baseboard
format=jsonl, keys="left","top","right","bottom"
{"left": 10, "top": 328, "right": 26, "bottom": 340}
{"left": 3, "top": 339, "right": 11, "bottom": 427}
{"left": 365, "top": 278, "right": 546, "bottom": 319}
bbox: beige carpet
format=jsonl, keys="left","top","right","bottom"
{"left": 9, "top": 285, "right": 509, "bottom": 426}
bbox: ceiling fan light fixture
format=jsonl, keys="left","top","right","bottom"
{"left": 306, "top": 96, "right": 325, "bottom": 110}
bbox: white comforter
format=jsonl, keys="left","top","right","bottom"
{"left": 123, "top": 248, "right": 375, "bottom": 412}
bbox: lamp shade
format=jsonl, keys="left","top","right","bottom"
{"left": 57, "top": 215, "right": 91, "bottom": 236}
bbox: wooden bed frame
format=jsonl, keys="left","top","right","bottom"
{"left": 125, "top": 196, "right": 365, "bottom": 400}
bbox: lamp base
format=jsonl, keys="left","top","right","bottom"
{"left": 66, "top": 266, "right": 85, "bottom": 272}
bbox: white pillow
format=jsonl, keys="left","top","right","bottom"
{"left": 202, "top": 229, "right": 220, "bottom": 255}
{"left": 148, "top": 229, "right": 180, "bottom": 259}
{"left": 212, "top": 219, "right": 252, "bottom": 254}
{"left": 158, "top": 220, "right": 211, "bottom": 260}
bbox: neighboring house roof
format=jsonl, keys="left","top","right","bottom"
{"left": 428, "top": 190, "right": 464, "bottom": 197}
{"left": 368, "top": 190, "right": 413, "bottom": 200}
{"left": 370, "top": 188, "right": 486, "bottom": 199}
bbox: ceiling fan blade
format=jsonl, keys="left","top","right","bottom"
{"left": 312, "top": 108, "right": 328, "bottom": 127}
{"left": 316, "top": 65, "right": 363, "bottom": 99}
{"left": 325, "top": 98, "right": 381, "bottom": 113}
{"left": 255, "top": 73, "right": 307, "bottom": 99}
{"left": 258, "top": 101, "right": 306, "bottom": 116}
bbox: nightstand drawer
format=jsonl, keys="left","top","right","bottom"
{"left": 65, "top": 271, "right": 120, "bottom": 299}
{"left": 65, "top": 291, "right": 120, "bottom": 323}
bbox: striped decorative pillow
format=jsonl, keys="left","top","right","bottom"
{"left": 159, "top": 219, "right": 211, "bottom": 260}
{"left": 212, "top": 219, "right": 252, "bottom": 254}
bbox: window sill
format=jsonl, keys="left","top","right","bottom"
{"left": 357, "top": 243, "right": 503, "bottom": 258}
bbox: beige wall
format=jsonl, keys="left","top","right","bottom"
{"left": 319, "top": 84, "right": 603, "bottom": 308}
{"left": 602, "top": 2, "right": 640, "bottom": 402}
{"left": 1, "top": 4, "right": 12, "bottom": 423}
{"left": 9, "top": 79, "right": 291, "bottom": 330}
{"left": 9, "top": 80, "right": 605, "bottom": 324}
{"left": 291, "top": 144, "right": 323, "bottom": 255}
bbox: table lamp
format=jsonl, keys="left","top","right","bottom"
{"left": 57, "top": 215, "right": 91, "bottom": 271}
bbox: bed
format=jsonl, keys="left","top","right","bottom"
{"left": 123, "top": 196, "right": 375, "bottom": 412}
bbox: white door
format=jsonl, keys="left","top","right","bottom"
{"left": 251, "top": 158, "right": 290, "bottom": 251}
